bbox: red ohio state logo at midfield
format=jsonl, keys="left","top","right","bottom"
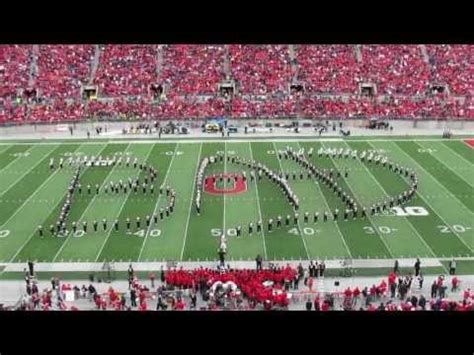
{"left": 204, "top": 174, "right": 247, "bottom": 195}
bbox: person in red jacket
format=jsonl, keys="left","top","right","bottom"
{"left": 263, "top": 299, "right": 272, "bottom": 311}
{"left": 367, "top": 303, "right": 376, "bottom": 311}
{"left": 175, "top": 298, "right": 185, "bottom": 310}
{"left": 451, "top": 276, "right": 460, "bottom": 292}
{"left": 369, "top": 284, "right": 377, "bottom": 299}
{"left": 388, "top": 272, "right": 396, "bottom": 286}
{"left": 139, "top": 301, "right": 148, "bottom": 311}
{"left": 307, "top": 277, "right": 314, "bottom": 292}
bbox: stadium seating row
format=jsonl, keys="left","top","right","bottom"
{"left": 0, "top": 44, "right": 472, "bottom": 121}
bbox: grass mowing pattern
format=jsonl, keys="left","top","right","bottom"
{"left": 0, "top": 139, "right": 471, "bottom": 263}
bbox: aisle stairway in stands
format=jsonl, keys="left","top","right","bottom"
{"left": 288, "top": 45, "right": 299, "bottom": 83}
{"left": 88, "top": 45, "right": 102, "bottom": 85}
{"left": 28, "top": 45, "right": 39, "bottom": 88}
{"left": 419, "top": 45, "right": 430, "bottom": 63}
{"left": 354, "top": 45, "right": 362, "bottom": 63}
{"left": 156, "top": 45, "right": 164, "bottom": 77}
{"left": 223, "top": 45, "right": 231, "bottom": 78}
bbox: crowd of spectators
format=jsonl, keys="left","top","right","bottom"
{"left": 230, "top": 45, "right": 292, "bottom": 95}
{"left": 94, "top": 45, "right": 157, "bottom": 97}
{"left": 12, "top": 262, "right": 473, "bottom": 312}
{"left": 36, "top": 45, "right": 94, "bottom": 99}
{"left": 160, "top": 45, "right": 225, "bottom": 95}
{"left": 295, "top": 45, "right": 359, "bottom": 94}
{"left": 427, "top": 45, "right": 473, "bottom": 96}
{"left": 0, "top": 45, "right": 32, "bottom": 98}
{"left": 0, "top": 44, "right": 473, "bottom": 122}
{"left": 359, "top": 45, "right": 431, "bottom": 96}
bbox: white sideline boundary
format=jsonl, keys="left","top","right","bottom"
{"left": 1, "top": 257, "right": 472, "bottom": 273}
{"left": 1, "top": 137, "right": 474, "bottom": 145}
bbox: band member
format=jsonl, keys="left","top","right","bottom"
{"left": 248, "top": 222, "right": 253, "bottom": 235}
{"left": 38, "top": 225, "right": 43, "bottom": 237}
{"left": 160, "top": 208, "right": 164, "bottom": 220}
{"left": 286, "top": 214, "right": 290, "bottom": 226}
{"left": 126, "top": 218, "right": 131, "bottom": 231}
{"left": 236, "top": 226, "right": 242, "bottom": 237}
{"left": 153, "top": 213, "right": 158, "bottom": 224}
{"left": 96, "top": 184, "right": 99, "bottom": 194}
{"left": 146, "top": 215, "right": 151, "bottom": 227}
{"left": 294, "top": 213, "right": 299, "bottom": 225}
{"left": 72, "top": 222, "right": 77, "bottom": 233}
{"left": 103, "top": 219, "right": 107, "bottom": 231}
{"left": 114, "top": 219, "right": 119, "bottom": 231}
{"left": 93, "top": 220, "right": 98, "bottom": 232}
{"left": 314, "top": 212, "right": 319, "bottom": 223}
{"left": 136, "top": 217, "right": 141, "bottom": 229}
{"left": 323, "top": 212, "right": 328, "bottom": 222}
{"left": 165, "top": 206, "right": 170, "bottom": 217}
{"left": 277, "top": 215, "right": 282, "bottom": 228}
{"left": 268, "top": 219, "right": 273, "bottom": 232}
{"left": 257, "top": 220, "right": 262, "bottom": 233}
{"left": 333, "top": 209, "right": 338, "bottom": 221}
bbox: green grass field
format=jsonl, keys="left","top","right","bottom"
{"left": 0, "top": 138, "right": 472, "bottom": 264}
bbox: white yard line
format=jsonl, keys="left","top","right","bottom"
{"left": 0, "top": 147, "right": 81, "bottom": 232}
{"left": 422, "top": 146, "right": 474, "bottom": 189}
{"left": 272, "top": 142, "right": 311, "bottom": 260}
{"left": 138, "top": 143, "right": 179, "bottom": 261}
{"left": 0, "top": 145, "right": 55, "bottom": 198}
{"left": 4, "top": 144, "right": 85, "bottom": 263}
{"left": 296, "top": 142, "right": 353, "bottom": 260}
{"left": 0, "top": 145, "right": 12, "bottom": 154}
{"left": 180, "top": 143, "right": 203, "bottom": 261}
{"left": 223, "top": 141, "right": 227, "bottom": 235}
{"left": 1, "top": 137, "right": 473, "bottom": 146}
{"left": 51, "top": 144, "right": 129, "bottom": 262}
{"left": 393, "top": 147, "right": 474, "bottom": 254}
{"left": 394, "top": 143, "right": 474, "bottom": 216}
{"left": 357, "top": 142, "right": 441, "bottom": 262}
{"left": 0, "top": 145, "right": 35, "bottom": 174}
{"left": 93, "top": 144, "right": 155, "bottom": 262}
{"left": 321, "top": 142, "right": 396, "bottom": 259}
{"left": 248, "top": 142, "right": 268, "bottom": 260}
{"left": 440, "top": 142, "right": 474, "bottom": 168}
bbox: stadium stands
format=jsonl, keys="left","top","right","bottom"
{"left": 0, "top": 45, "right": 32, "bottom": 98}
{"left": 160, "top": 45, "right": 225, "bottom": 95}
{"left": 36, "top": 45, "right": 94, "bottom": 99}
{"left": 359, "top": 45, "right": 431, "bottom": 96}
{"left": 12, "top": 267, "right": 474, "bottom": 311}
{"left": 230, "top": 45, "right": 292, "bottom": 95}
{"left": 0, "top": 44, "right": 473, "bottom": 121}
{"left": 426, "top": 44, "right": 473, "bottom": 96}
{"left": 295, "top": 45, "right": 359, "bottom": 94}
{"left": 94, "top": 45, "right": 158, "bottom": 97}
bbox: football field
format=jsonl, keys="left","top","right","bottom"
{"left": 0, "top": 138, "right": 472, "bottom": 265}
